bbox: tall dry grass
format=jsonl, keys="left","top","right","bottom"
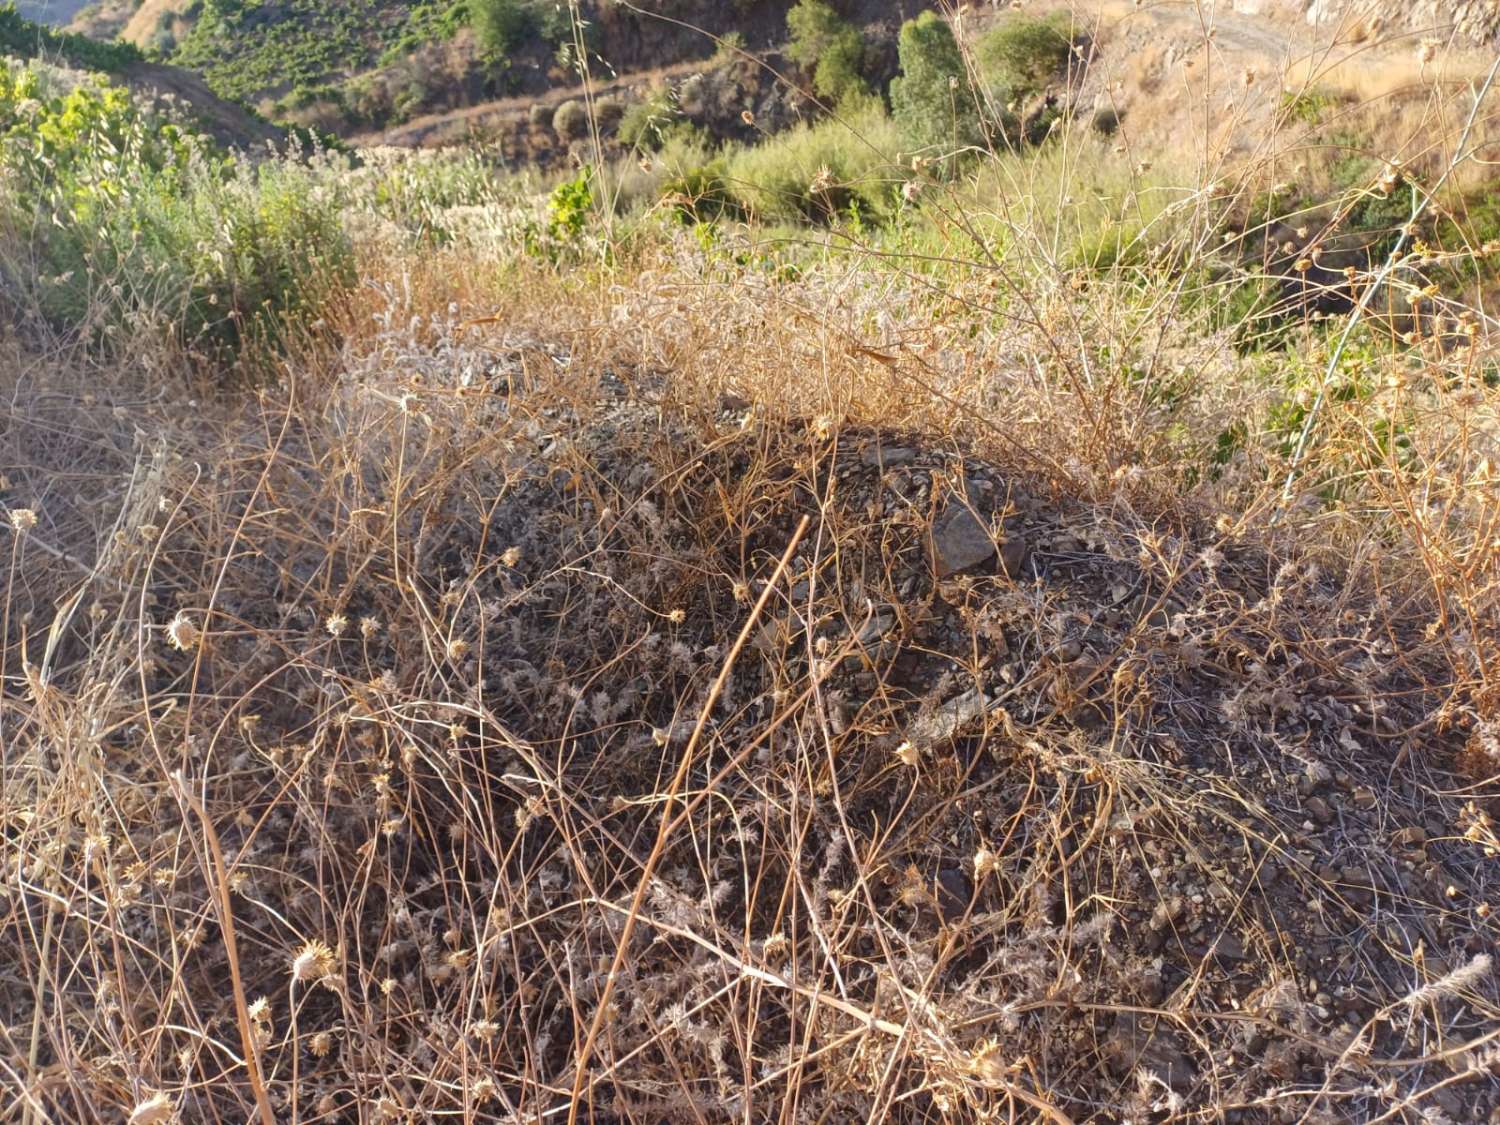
{"left": 3, "top": 5, "right": 1500, "bottom": 1121}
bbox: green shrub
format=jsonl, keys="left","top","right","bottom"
{"left": 552, "top": 98, "right": 588, "bottom": 139}
{"left": 618, "top": 88, "right": 678, "bottom": 151}
{"left": 890, "top": 11, "right": 980, "bottom": 152}
{"left": 594, "top": 97, "right": 625, "bottom": 133}
{"left": 0, "top": 61, "right": 352, "bottom": 365}
{"left": 974, "top": 12, "right": 1078, "bottom": 104}
{"left": 468, "top": 0, "right": 534, "bottom": 56}
{"left": 724, "top": 100, "right": 906, "bottom": 223}
{"left": 786, "top": 0, "right": 868, "bottom": 104}
{"left": 0, "top": 2, "right": 144, "bottom": 71}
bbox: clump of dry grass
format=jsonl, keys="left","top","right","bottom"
{"left": 4, "top": 10, "right": 1500, "bottom": 1121}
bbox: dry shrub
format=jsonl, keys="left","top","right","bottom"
{"left": 4, "top": 13, "right": 1500, "bottom": 1122}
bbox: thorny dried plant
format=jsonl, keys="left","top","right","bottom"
{"left": 3, "top": 9, "right": 1500, "bottom": 1123}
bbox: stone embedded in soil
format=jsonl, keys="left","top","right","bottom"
{"left": 862, "top": 444, "right": 917, "bottom": 469}
{"left": 1104, "top": 1013, "right": 1196, "bottom": 1091}
{"left": 1305, "top": 796, "right": 1333, "bottom": 825}
{"left": 999, "top": 534, "right": 1028, "bottom": 578}
{"left": 909, "top": 688, "right": 991, "bottom": 747}
{"left": 931, "top": 506, "right": 994, "bottom": 578}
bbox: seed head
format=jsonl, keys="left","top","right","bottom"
{"left": 165, "top": 612, "right": 199, "bottom": 652}
{"left": 8, "top": 508, "right": 37, "bottom": 533}
{"left": 127, "top": 1092, "right": 175, "bottom": 1125}
{"left": 291, "top": 939, "right": 336, "bottom": 983}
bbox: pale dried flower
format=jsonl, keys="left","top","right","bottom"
{"left": 325, "top": 613, "right": 348, "bottom": 637}
{"left": 127, "top": 1092, "right": 175, "bottom": 1125}
{"left": 291, "top": 939, "right": 336, "bottom": 983}
{"left": 165, "top": 612, "right": 199, "bottom": 652}
{"left": 7, "top": 508, "right": 37, "bottom": 533}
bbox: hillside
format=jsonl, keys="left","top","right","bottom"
{"left": 4, "top": 2, "right": 1500, "bottom": 1122}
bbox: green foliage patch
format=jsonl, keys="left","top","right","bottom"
{"left": 0, "top": 2, "right": 144, "bottom": 71}
{"left": 786, "top": 0, "right": 867, "bottom": 104}
{"left": 0, "top": 60, "right": 352, "bottom": 366}
{"left": 891, "top": 12, "right": 980, "bottom": 153}
{"left": 974, "top": 12, "right": 1079, "bottom": 104}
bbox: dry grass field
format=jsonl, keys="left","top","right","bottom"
{"left": 3, "top": 3, "right": 1500, "bottom": 1121}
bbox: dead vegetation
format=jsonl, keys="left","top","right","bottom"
{"left": 4, "top": 5, "right": 1500, "bottom": 1122}
{"left": 3, "top": 218, "right": 1499, "bottom": 1119}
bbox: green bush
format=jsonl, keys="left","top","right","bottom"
{"left": 786, "top": 0, "right": 868, "bottom": 104}
{"left": 724, "top": 100, "right": 906, "bottom": 223}
{"left": 974, "top": 12, "right": 1078, "bottom": 104}
{"left": 552, "top": 98, "right": 588, "bottom": 139}
{"left": 890, "top": 11, "right": 980, "bottom": 152}
{"left": 0, "top": 2, "right": 144, "bottom": 71}
{"left": 468, "top": 0, "right": 534, "bottom": 56}
{"left": 0, "top": 61, "right": 352, "bottom": 365}
{"left": 618, "top": 88, "right": 678, "bottom": 151}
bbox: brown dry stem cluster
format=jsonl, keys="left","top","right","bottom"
{"left": 3, "top": 226, "right": 1498, "bottom": 1122}
{"left": 4, "top": 16, "right": 1500, "bottom": 1118}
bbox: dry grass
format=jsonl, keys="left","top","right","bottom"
{"left": 4, "top": 10, "right": 1500, "bottom": 1122}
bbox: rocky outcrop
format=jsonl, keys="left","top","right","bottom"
{"left": 1235, "top": 0, "right": 1500, "bottom": 44}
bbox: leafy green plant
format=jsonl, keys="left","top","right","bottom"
{"left": 0, "top": 61, "right": 352, "bottom": 366}
{"left": 546, "top": 165, "right": 593, "bottom": 241}
{"left": 974, "top": 12, "right": 1079, "bottom": 105}
{"left": 890, "top": 11, "right": 980, "bottom": 152}
{"left": 1280, "top": 87, "right": 1339, "bottom": 125}
{"left": 786, "top": 0, "right": 868, "bottom": 104}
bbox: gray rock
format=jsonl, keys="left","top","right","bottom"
{"left": 999, "top": 533, "right": 1028, "bottom": 578}
{"left": 862, "top": 444, "right": 917, "bottom": 469}
{"left": 910, "top": 688, "right": 990, "bottom": 746}
{"left": 1104, "top": 1013, "right": 1196, "bottom": 1090}
{"left": 931, "top": 506, "right": 994, "bottom": 578}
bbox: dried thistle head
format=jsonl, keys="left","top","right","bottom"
{"left": 165, "top": 612, "right": 199, "bottom": 652}
{"left": 291, "top": 939, "right": 337, "bottom": 983}
{"left": 127, "top": 1092, "right": 175, "bottom": 1125}
{"left": 7, "top": 507, "right": 37, "bottom": 533}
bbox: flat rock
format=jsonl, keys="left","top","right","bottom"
{"left": 999, "top": 533, "right": 1028, "bottom": 578}
{"left": 910, "top": 688, "right": 990, "bottom": 746}
{"left": 862, "top": 444, "right": 917, "bottom": 468}
{"left": 1104, "top": 1013, "right": 1196, "bottom": 1090}
{"left": 931, "top": 506, "right": 994, "bottom": 578}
